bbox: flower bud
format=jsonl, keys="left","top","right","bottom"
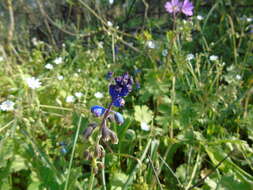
{"left": 101, "top": 127, "right": 111, "bottom": 142}
{"left": 84, "top": 151, "right": 93, "bottom": 160}
{"left": 113, "top": 97, "right": 125, "bottom": 107}
{"left": 114, "top": 112, "right": 124, "bottom": 125}
{"left": 101, "top": 127, "right": 118, "bottom": 144}
{"left": 91, "top": 105, "right": 106, "bottom": 117}
{"left": 83, "top": 127, "right": 94, "bottom": 140}
{"left": 94, "top": 145, "right": 104, "bottom": 159}
{"left": 109, "top": 130, "right": 118, "bottom": 144}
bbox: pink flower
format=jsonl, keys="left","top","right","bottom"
{"left": 164, "top": 0, "right": 182, "bottom": 14}
{"left": 165, "top": 0, "right": 194, "bottom": 16}
{"left": 181, "top": 0, "right": 194, "bottom": 16}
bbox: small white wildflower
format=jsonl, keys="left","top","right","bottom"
{"left": 75, "top": 92, "right": 83, "bottom": 98}
{"left": 186, "top": 53, "right": 195, "bottom": 61}
{"left": 98, "top": 42, "right": 104, "bottom": 48}
{"left": 94, "top": 92, "right": 104, "bottom": 99}
{"left": 45, "top": 63, "right": 53, "bottom": 70}
{"left": 221, "top": 62, "right": 226, "bottom": 66}
{"left": 236, "top": 74, "right": 242, "bottom": 80}
{"left": 66, "top": 96, "right": 75, "bottom": 103}
{"left": 247, "top": 18, "right": 252, "bottom": 22}
{"left": 146, "top": 40, "right": 155, "bottom": 49}
{"left": 0, "top": 100, "right": 15, "bottom": 111}
{"left": 74, "top": 73, "right": 79, "bottom": 77}
{"left": 62, "top": 43, "right": 66, "bottom": 48}
{"left": 25, "top": 77, "right": 41, "bottom": 89}
{"left": 197, "top": 15, "right": 204, "bottom": 20}
{"left": 141, "top": 122, "right": 150, "bottom": 131}
{"left": 0, "top": 56, "right": 4, "bottom": 62}
{"left": 57, "top": 75, "right": 64, "bottom": 80}
{"left": 107, "top": 21, "right": 113, "bottom": 27}
{"left": 32, "top": 37, "right": 38, "bottom": 46}
{"left": 54, "top": 57, "right": 63, "bottom": 65}
{"left": 77, "top": 69, "right": 81, "bottom": 73}
{"left": 162, "top": 49, "right": 168, "bottom": 56}
{"left": 209, "top": 55, "right": 218, "bottom": 61}
{"left": 109, "top": 0, "right": 114, "bottom": 4}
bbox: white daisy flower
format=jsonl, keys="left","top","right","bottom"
{"left": 75, "top": 92, "right": 83, "bottom": 98}
{"left": 209, "top": 55, "right": 218, "bottom": 61}
{"left": 54, "top": 57, "right": 63, "bottom": 65}
{"left": 146, "top": 40, "right": 155, "bottom": 49}
{"left": 66, "top": 96, "right": 75, "bottom": 103}
{"left": 57, "top": 75, "right": 64, "bottom": 80}
{"left": 162, "top": 49, "right": 168, "bottom": 56}
{"left": 141, "top": 122, "right": 150, "bottom": 131}
{"left": 25, "top": 77, "right": 41, "bottom": 89}
{"left": 0, "top": 56, "right": 4, "bottom": 62}
{"left": 0, "top": 100, "right": 15, "bottom": 111}
{"left": 94, "top": 92, "right": 104, "bottom": 99}
{"left": 45, "top": 63, "right": 53, "bottom": 70}
{"left": 186, "top": 53, "right": 195, "bottom": 61}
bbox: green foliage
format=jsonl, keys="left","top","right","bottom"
{"left": 0, "top": 0, "right": 253, "bottom": 189}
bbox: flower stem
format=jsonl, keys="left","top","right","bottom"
{"left": 100, "top": 101, "right": 113, "bottom": 129}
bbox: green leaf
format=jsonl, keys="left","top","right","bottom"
{"left": 110, "top": 172, "right": 128, "bottom": 187}
{"left": 134, "top": 105, "right": 153, "bottom": 124}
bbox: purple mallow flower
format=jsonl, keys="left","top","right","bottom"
{"left": 109, "top": 73, "right": 133, "bottom": 107}
{"left": 181, "top": 0, "right": 194, "bottom": 16}
{"left": 165, "top": 0, "right": 182, "bottom": 14}
{"left": 165, "top": 0, "right": 194, "bottom": 16}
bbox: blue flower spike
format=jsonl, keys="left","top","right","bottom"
{"left": 109, "top": 72, "right": 133, "bottom": 107}
{"left": 114, "top": 112, "right": 124, "bottom": 125}
{"left": 91, "top": 105, "right": 106, "bottom": 117}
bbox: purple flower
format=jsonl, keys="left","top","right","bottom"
{"left": 109, "top": 73, "right": 133, "bottom": 107}
{"left": 164, "top": 0, "right": 182, "bottom": 14}
{"left": 181, "top": 0, "right": 194, "bottom": 16}
{"left": 164, "top": 0, "right": 194, "bottom": 16}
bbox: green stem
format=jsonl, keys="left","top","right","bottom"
{"left": 88, "top": 172, "right": 95, "bottom": 190}
{"left": 64, "top": 116, "right": 82, "bottom": 190}
{"left": 122, "top": 139, "right": 152, "bottom": 190}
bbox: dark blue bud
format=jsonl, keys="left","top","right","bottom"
{"left": 91, "top": 105, "right": 106, "bottom": 117}
{"left": 113, "top": 97, "right": 125, "bottom": 107}
{"left": 114, "top": 112, "right": 124, "bottom": 125}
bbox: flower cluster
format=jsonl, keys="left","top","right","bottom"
{"left": 83, "top": 72, "right": 133, "bottom": 172}
{"left": 109, "top": 72, "right": 133, "bottom": 107}
{"left": 165, "top": 0, "right": 194, "bottom": 16}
